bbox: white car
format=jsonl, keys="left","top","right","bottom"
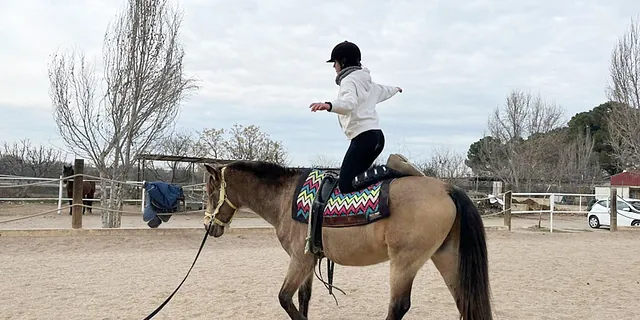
{"left": 587, "top": 197, "right": 640, "bottom": 228}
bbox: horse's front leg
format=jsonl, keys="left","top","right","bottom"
{"left": 297, "top": 275, "right": 313, "bottom": 318}
{"left": 85, "top": 191, "right": 94, "bottom": 214}
{"left": 82, "top": 199, "right": 91, "bottom": 215}
{"left": 279, "top": 255, "right": 315, "bottom": 320}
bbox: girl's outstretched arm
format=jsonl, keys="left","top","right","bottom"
{"left": 375, "top": 83, "right": 402, "bottom": 103}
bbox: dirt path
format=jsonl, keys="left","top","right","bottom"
{"left": 1, "top": 229, "right": 639, "bottom": 319}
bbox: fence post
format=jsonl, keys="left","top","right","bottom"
{"left": 578, "top": 195, "right": 582, "bottom": 213}
{"left": 549, "top": 193, "right": 555, "bottom": 233}
{"left": 57, "top": 175, "right": 63, "bottom": 215}
{"left": 503, "top": 191, "right": 512, "bottom": 231}
{"left": 610, "top": 188, "right": 617, "bottom": 232}
{"left": 140, "top": 180, "right": 146, "bottom": 214}
{"left": 71, "top": 159, "right": 84, "bottom": 229}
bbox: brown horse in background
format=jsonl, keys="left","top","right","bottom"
{"left": 62, "top": 165, "right": 96, "bottom": 215}
{"left": 201, "top": 159, "right": 493, "bottom": 320}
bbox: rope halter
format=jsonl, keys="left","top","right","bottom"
{"left": 203, "top": 166, "right": 238, "bottom": 228}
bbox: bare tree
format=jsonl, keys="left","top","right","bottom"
{"left": 605, "top": 16, "right": 640, "bottom": 170}
{"left": 488, "top": 89, "right": 565, "bottom": 141}
{"left": 607, "top": 104, "right": 640, "bottom": 169}
{"left": 607, "top": 16, "right": 640, "bottom": 109}
{"left": 192, "top": 124, "right": 290, "bottom": 165}
{"left": 48, "top": 0, "right": 198, "bottom": 228}
{"left": 195, "top": 128, "right": 227, "bottom": 159}
{"left": 468, "top": 136, "right": 520, "bottom": 189}
{"left": 221, "top": 124, "right": 289, "bottom": 165}
{"left": 192, "top": 124, "right": 291, "bottom": 166}
{"left": 557, "top": 129, "right": 601, "bottom": 186}
{"left": 469, "top": 89, "right": 566, "bottom": 191}
{"left": 0, "top": 140, "right": 66, "bottom": 198}
{"left": 0, "top": 140, "right": 65, "bottom": 177}
{"left": 525, "top": 129, "right": 599, "bottom": 187}
{"left": 471, "top": 128, "right": 600, "bottom": 192}
{"left": 147, "top": 130, "right": 197, "bottom": 183}
{"left": 309, "top": 154, "right": 341, "bottom": 168}
{"left": 0, "top": 141, "right": 28, "bottom": 177}
{"left": 418, "top": 146, "right": 469, "bottom": 179}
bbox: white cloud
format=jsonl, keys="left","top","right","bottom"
{"left": 0, "top": 0, "right": 639, "bottom": 166}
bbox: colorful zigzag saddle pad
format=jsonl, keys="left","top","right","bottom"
{"left": 291, "top": 168, "right": 393, "bottom": 227}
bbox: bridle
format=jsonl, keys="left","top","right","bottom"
{"left": 204, "top": 166, "right": 238, "bottom": 229}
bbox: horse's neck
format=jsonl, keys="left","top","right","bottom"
{"left": 236, "top": 177, "right": 297, "bottom": 228}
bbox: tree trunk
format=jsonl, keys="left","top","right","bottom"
{"left": 99, "top": 173, "right": 110, "bottom": 228}
{"left": 101, "top": 179, "right": 123, "bottom": 228}
{"left": 100, "top": 170, "right": 122, "bottom": 228}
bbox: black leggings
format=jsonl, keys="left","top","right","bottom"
{"left": 338, "top": 129, "right": 385, "bottom": 193}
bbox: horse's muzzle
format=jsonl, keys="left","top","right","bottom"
{"left": 205, "top": 223, "right": 225, "bottom": 237}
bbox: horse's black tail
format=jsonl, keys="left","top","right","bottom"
{"left": 448, "top": 185, "right": 493, "bottom": 320}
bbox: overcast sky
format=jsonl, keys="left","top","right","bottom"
{"left": 0, "top": 0, "right": 637, "bottom": 166}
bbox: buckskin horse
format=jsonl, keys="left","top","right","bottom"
{"left": 202, "top": 155, "right": 493, "bottom": 320}
{"left": 62, "top": 164, "right": 96, "bottom": 215}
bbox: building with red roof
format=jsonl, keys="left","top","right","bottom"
{"left": 596, "top": 171, "right": 640, "bottom": 199}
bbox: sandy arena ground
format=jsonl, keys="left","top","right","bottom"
{"left": 1, "top": 202, "right": 639, "bottom": 319}
{"left": 1, "top": 229, "right": 640, "bottom": 319}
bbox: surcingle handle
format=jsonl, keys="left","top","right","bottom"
{"left": 328, "top": 260, "right": 335, "bottom": 295}
{"left": 304, "top": 210, "right": 313, "bottom": 254}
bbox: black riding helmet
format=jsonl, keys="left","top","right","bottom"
{"left": 326, "top": 41, "right": 362, "bottom": 68}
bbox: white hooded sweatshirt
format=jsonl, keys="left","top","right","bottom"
{"left": 329, "top": 67, "right": 400, "bottom": 140}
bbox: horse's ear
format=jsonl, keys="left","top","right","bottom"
{"left": 204, "top": 163, "right": 221, "bottom": 195}
{"left": 203, "top": 163, "right": 220, "bottom": 180}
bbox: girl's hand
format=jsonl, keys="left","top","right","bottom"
{"left": 309, "top": 102, "right": 331, "bottom": 112}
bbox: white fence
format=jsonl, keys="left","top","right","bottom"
{"left": 0, "top": 174, "right": 206, "bottom": 215}
{"left": 1, "top": 175, "right": 600, "bottom": 232}
{"left": 505, "top": 192, "right": 596, "bottom": 232}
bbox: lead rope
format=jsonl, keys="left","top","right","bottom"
{"left": 143, "top": 219, "right": 214, "bottom": 319}
{"left": 144, "top": 167, "right": 237, "bottom": 319}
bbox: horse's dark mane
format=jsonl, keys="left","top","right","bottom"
{"left": 225, "top": 160, "right": 304, "bottom": 186}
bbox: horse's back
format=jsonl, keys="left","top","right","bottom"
{"left": 321, "top": 176, "right": 457, "bottom": 266}
{"left": 364, "top": 175, "right": 457, "bottom": 239}
{"left": 82, "top": 180, "right": 96, "bottom": 194}
{"left": 384, "top": 175, "right": 457, "bottom": 241}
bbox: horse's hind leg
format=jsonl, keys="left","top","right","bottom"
{"left": 297, "top": 275, "right": 313, "bottom": 317}
{"left": 81, "top": 194, "right": 88, "bottom": 215}
{"left": 431, "top": 246, "right": 460, "bottom": 311}
{"left": 385, "top": 249, "right": 431, "bottom": 320}
{"left": 430, "top": 223, "right": 461, "bottom": 314}
{"left": 279, "top": 255, "right": 315, "bottom": 320}
{"left": 84, "top": 188, "right": 95, "bottom": 214}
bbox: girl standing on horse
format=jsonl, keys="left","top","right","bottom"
{"left": 310, "top": 41, "right": 415, "bottom": 193}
